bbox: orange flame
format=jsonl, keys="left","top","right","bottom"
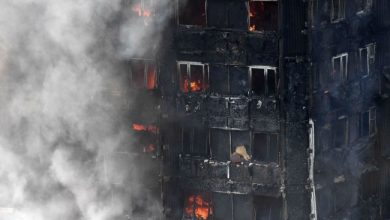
{"left": 146, "top": 65, "right": 157, "bottom": 90}
{"left": 190, "top": 80, "right": 201, "bottom": 91}
{"left": 249, "top": 25, "right": 256, "bottom": 31}
{"left": 132, "top": 124, "right": 159, "bottom": 134}
{"left": 132, "top": 3, "right": 152, "bottom": 17}
{"left": 182, "top": 79, "right": 202, "bottom": 92}
{"left": 185, "top": 195, "right": 212, "bottom": 220}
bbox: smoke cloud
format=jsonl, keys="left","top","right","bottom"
{"left": 0, "top": 0, "right": 170, "bottom": 219}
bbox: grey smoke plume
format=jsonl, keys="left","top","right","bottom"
{"left": 0, "top": 0, "right": 170, "bottom": 219}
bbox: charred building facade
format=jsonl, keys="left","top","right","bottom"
{"left": 127, "top": 0, "right": 390, "bottom": 219}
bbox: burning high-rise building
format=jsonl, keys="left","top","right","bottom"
{"left": 127, "top": 0, "right": 390, "bottom": 219}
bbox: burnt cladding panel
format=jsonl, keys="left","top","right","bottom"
{"left": 213, "top": 193, "right": 233, "bottom": 220}
{"left": 228, "top": 98, "right": 249, "bottom": 129}
{"left": 283, "top": 0, "right": 307, "bottom": 55}
{"left": 248, "top": 34, "right": 279, "bottom": 65}
{"left": 207, "top": 1, "right": 227, "bottom": 28}
{"left": 210, "top": 65, "right": 229, "bottom": 93}
{"left": 254, "top": 196, "right": 282, "bottom": 220}
{"left": 380, "top": 161, "right": 390, "bottom": 218}
{"left": 207, "top": 1, "right": 248, "bottom": 29}
{"left": 377, "top": 0, "right": 390, "bottom": 27}
{"left": 205, "top": 32, "right": 227, "bottom": 63}
{"left": 227, "top": 32, "right": 247, "bottom": 65}
{"left": 229, "top": 66, "right": 249, "bottom": 95}
{"left": 210, "top": 129, "right": 230, "bottom": 161}
{"left": 178, "top": 0, "right": 206, "bottom": 26}
{"left": 252, "top": 133, "right": 279, "bottom": 163}
{"left": 207, "top": 97, "right": 229, "bottom": 127}
{"left": 182, "top": 123, "right": 209, "bottom": 156}
{"left": 161, "top": 122, "right": 181, "bottom": 175}
{"left": 233, "top": 194, "right": 253, "bottom": 220}
{"left": 227, "top": 1, "right": 249, "bottom": 30}
{"left": 381, "top": 101, "right": 390, "bottom": 157}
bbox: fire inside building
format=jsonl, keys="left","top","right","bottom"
{"left": 127, "top": 0, "right": 390, "bottom": 219}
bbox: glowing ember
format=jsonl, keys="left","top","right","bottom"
{"left": 146, "top": 65, "right": 157, "bottom": 90}
{"left": 182, "top": 79, "right": 202, "bottom": 92}
{"left": 185, "top": 194, "right": 212, "bottom": 220}
{"left": 132, "top": 124, "right": 159, "bottom": 134}
{"left": 190, "top": 80, "right": 201, "bottom": 92}
{"left": 249, "top": 25, "right": 256, "bottom": 31}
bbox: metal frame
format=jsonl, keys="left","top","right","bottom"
{"left": 177, "top": 61, "right": 209, "bottom": 93}
{"left": 249, "top": 65, "right": 278, "bottom": 96}
{"left": 332, "top": 53, "right": 348, "bottom": 81}
{"left": 129, "top": 59, "right": 158, "bottom": 89}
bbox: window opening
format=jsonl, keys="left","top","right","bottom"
{"left": 249, "top": 0, "right": 278, "bottom": 31}
{"left": 332, "top": 53, "right": 348, "bottom": 81}
{"left": 178, "top": 62, "right": 209, "bottom": 93}
{"left": 178, "top": 0, "right": 207, "bottom": 26}
{"left": 130, "top": 60, "right": 157, "bottom": 89}
{"left": 250, "top": 66, "right": 277, "bottom": 96}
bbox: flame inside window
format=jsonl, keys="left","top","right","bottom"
{"left": 130, "top": 60, "right": 157, "bottom": 90}
{"left": 179, "top": 63, "right": 208, "bottom": 93}
{"left": 249, "top": 1, "right": 278, "bottom": 31}
{"left": 132, "top": 0, "right": 154, "bottom": 25}
{"left": 132, "top": 123, "right": 159, "bottom": 134}
{"left": 184, "top": 194, "right": 212, "bottom": 220}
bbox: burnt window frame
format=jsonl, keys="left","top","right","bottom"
{"left": 176, "top": 0, "right": 208, "bottom": 27}
{"left": 369, "top": 107, "right": 377, "bottom": 136}
{"left": 332, "top": 116, "right": 349, "bottom": 148}
{"left": 357, "top": 0, "right": 373, "bottom": 14}
{"left": 129, "top": 59, "right": 158, "bottom": 90}
{"left": 209, "top": 129, "right": 252, "bottom": 162}
{"left": 247, "top": 0, "right": 279, "bottom": 32}
{"left": 249, "top": 66, "right": 278, "bottom": 97}
{"left": 177, "top": 61, "right": 209, "bottom": 93}
{"left": 252, "top": 132, "right": 280, "bottom": 163}
{"left": 331, "top": 0, "right": 346, "bottom": 23}
{"left": 213, "top": 193, "right": 256, "bottom": 220}
{"left": 254, "top": 195, "right": 283, "bottom": 220}
{"left": 181, "top": 126, "right": 209, "bottom": 156}
{"left": 331, "top": 53, "right": 348, "bottom": 82}
{"left": 360, "top": 107, "right": 376, "bottom": 137}
{"left": 359, "top": 43, "right": 376, "bottom": 76}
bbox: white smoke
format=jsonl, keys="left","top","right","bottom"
{"left": 0, "top": 0, "right": 170, "bottom": 219}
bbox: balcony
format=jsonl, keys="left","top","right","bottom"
{"left": 179, "top": 157, "right": 282, "bottom": 197}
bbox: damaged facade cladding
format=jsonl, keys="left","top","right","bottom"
{"left": 310, "top": 0, "right": 390, "bottom": 219}
{"left": 127, "top": 0, "right": 390, "bottom": 219}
